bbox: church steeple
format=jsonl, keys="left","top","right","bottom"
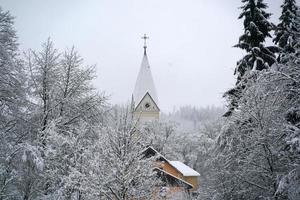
{"left": 132, "top": 34, "right": 159, "bottom": 121}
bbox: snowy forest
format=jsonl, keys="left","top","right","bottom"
{"left": 1, "top": 0, "right": 300, "bottom": 199}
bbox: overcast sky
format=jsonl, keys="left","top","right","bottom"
{"left": 0, "top": 0, "right": 289, "bottom": 112}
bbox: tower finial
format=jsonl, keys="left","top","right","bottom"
{"left": 141, "top": 34, "right": 149, "bottom": 55}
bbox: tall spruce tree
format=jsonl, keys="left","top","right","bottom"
{"left": 274, "top": 0, "right": 300, "bottom": 63}
{"left": 224, "top": 0, "right": 278, "bottom": 116}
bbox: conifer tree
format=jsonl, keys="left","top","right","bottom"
{"left": 235, "top": 0, "right": 276, "bottom": 77}
{"left": 224, "top": 0, "right": 278, "bottom": 116}
{"left": 274, "top": 0, "right": 300, "bottom": 63}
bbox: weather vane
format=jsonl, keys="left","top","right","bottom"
{"left": 141, "top": 34, "right": 149, "bottom": 54}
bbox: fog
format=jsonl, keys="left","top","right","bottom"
{"left": 0, "top": 0, "right": 286, "bottom": 111}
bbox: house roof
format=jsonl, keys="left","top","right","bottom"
{"left": 142, "top": 146, "right": 168, "bottom": 162}
{"left": 169, "top": 161, "right": 200, "bottom": 177}
{"left": 153, "top": 167, "right": 193, "bottom": 189}
{"left": 133, "top": 53, "right": 158, "bottom": 109}
{"left": 142, "top": 146, "right": 200, "bottom": 177}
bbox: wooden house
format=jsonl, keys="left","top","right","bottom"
{"left": 143, "top": 146, "right": 200, "bottom": 199}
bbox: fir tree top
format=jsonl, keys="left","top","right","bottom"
{"left": 234, "top": 0, "right": 276, "bottom": 79}
{"left": 223, "top": 0, "right": 278, "bottom": 117}
{"left": 274, "top": 0, "right": 299, "bottom": 54}
{"left": 235, "top": 0, "right": 273, "bottom": 52}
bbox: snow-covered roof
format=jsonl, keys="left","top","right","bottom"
{"left": 169, "top": 161, "right": 200, "bottom": 177}
{"left": 133, "top": 53, "right": 158, "bottom": 108}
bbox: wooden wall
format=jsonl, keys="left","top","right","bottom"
{"left": 159, "top": 161, "right": 199, "bottom": 191}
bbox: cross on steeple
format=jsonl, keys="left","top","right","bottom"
{"left": 141, "top": 34, "right": 149, "bottom": 55}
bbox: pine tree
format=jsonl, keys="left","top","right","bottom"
{"left": 235, "top": 0, "right": 277, "bottom": 75}
{"left": 274, "top": 0, "right": 299, "bottom": 59}
{"left": 224, "top": 0, "right": 278, "bottom": 116}
{"left": 212, "top": 47, "right": 300, "bottom": 200}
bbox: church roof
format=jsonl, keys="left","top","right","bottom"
{"left": 133, "top": 53, "right": 158, "bottom": 108}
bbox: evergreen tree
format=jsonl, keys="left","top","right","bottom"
{"left": 210, "top": 47, "right": 300, "bottom": 200}
{"left": 224, "top": 0, "right": 278, "bottom": 116}
{"left": 274, "top": 0, "right": 299, "bottom": 59}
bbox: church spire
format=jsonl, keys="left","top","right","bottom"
{"left": 133, "top": 34, "right": 159, "bottom": 108}
{"left": 132, "top": 34, "right": 159, "bottom": 121}
{"left": 141, "top": 33, "right": 149, "bottom": 55}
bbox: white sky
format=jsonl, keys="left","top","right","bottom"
{"left": 0, "top": 0, "right": 289, "bottom": 112}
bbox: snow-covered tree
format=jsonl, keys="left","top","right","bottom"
{"left": 43, "top": 46, "right": 105, "bottom": 198}
{"left": 0, "top": 7, "right": 134, "bottom": 199}
{"left": 142, "top": 120, "right": 177, "bottom": 153}
{"left": 21, "top": 39, "right": 107, "bottom": 199}
{"left": 235, "top": 0, "right": 276, "bottom": 76}
{"left": 274, "top": 0, "right": 299, "bottom": 60}
{"left": 0, "top": 7, "right": 30, "bottom": 200}
{"left": 210, "top": 53, "right": 300, "bottom": 199}
{"left": 87, "top": 109, "right": 159, "bottom": 200}
{"left": 272, "top": 49, "right": 300, "bottom": 199}
{"left": 57, "top": 47, "right": 105, "bottom": 126}
{"left": 224, "top": 0, "right": 278, "bottom": 116}
{"left": 26, "top": 38, "right": 60, "bottom": 140}
{"left": 40, "top": 120, "right": 99, "bottom": 199}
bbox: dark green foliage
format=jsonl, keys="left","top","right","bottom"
{"left": 217, "top": 2, "right": 300, "bottom": 199}
{"left": 274, "top": 0, "right": 299, "bottom": 56}
{"left": 236, "top": 0, "right": 272, "bottom": 51}
{"left": 234, "top": 0, "right": 277, "bottom": 80}
{"left": 224, "top": 0, "right": 278, "bottom": 117}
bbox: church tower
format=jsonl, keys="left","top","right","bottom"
{"left": 132, "top": 34, "right": 160, "bottom": 121}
